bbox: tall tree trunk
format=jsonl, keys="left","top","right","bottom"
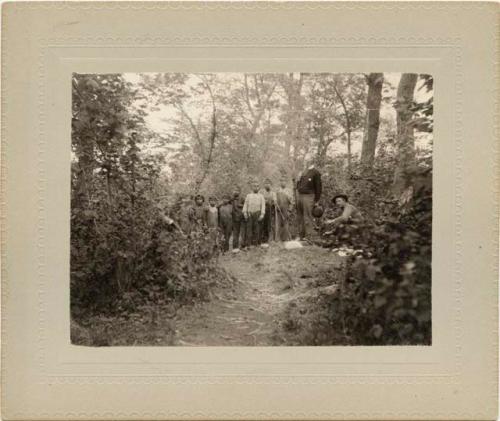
{"left": 361, "top": 73, "right": 383, "bottom": 171}
{"left": 392, "top": 73, "right": 418, "bottom": 196}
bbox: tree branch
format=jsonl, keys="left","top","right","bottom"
{"left": 243, "top": 75, "right": 256, "bottom": 119}
{"left": 175, "top": 103, "right": 206, "bottom": 161}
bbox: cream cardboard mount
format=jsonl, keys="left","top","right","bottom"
{"left": 1, "top": 2, "right": 498, "bottom": 420}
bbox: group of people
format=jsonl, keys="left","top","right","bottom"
{"left": 178, "top": 176, "right": 295, "bottom": 253}
{"left": 175, "top": 163, "right": 363, "bottom": 253}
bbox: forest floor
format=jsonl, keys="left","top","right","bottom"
{"left": 71, "top": 242, "right": 345, "bottom": 346}
{"left": 173, "top": 242, "right": 344, "bottom": 346}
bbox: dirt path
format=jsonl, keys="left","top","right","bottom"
{"left": 173, "top": 243, "right": 343, "bottom": 346}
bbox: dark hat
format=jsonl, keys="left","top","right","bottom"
{"left": 194, "top": 194, "right": 205, "bottom": 202}
{"left": 312, "top": 204, "right": 324, "bottom": 218}
{"left": 332, "top": 194, "right": 349, "bottom": 203}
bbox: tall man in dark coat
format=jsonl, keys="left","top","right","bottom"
{"left": 295, "top": 163, "right": 322, "bottom": 241}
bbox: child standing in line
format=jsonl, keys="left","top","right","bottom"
{"left": 231, "top": 188, "right": 246, "bottom": 252}
{"left": 206, "top": 196, "right": 219, "bottom": 229}
{"left": 190, "top": 194, "right": 208, "bottom": 229}
{"left": 206, "top": 196, "right": 219, "bottom": 251}
{"left": 276, "top": 176, "right": 293, "bottom": 241}
{"left": 218, "top": 194, "right": 233, "bottom": 252}
{"left": 259, "top": 178, "right": 277, "bottom": 248}
{"left": 243, "top": 180, "right": 266, "bottom": 247}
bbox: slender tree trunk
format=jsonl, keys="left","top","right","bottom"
{"left": 361, "top": 73, "right": 384, "bottom": 171}
{"left": 346, "top": 131, "right": 352, "bottom": 173}
{"left": 280, "top": 73, "right": 304, "bottom": 175}
{"left": 333, "top": 83, "right": 353, "bottom": 174}
{"left": 392, "top": 73, "right": 418, "bottom": 196}
{"left": 242, "top": 77, "right": 277, "bottom": 172}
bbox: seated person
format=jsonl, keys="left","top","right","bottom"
{"left": 325, "top": 194, "right": 363, "bottom": 226}
{"left": 324, "top": 194, "right": 364, "bottom": 247}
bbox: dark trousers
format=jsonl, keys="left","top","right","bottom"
{"left": 246, "top": 212, "right": 261, "bottom": 246}
{"left": 261, "top": 204, "right": 274, "bottom": 244}
{"left": 220, "top": 220, "right": 232, "bottom": 252}
{"left": 232, "top": 218, "right": 245, "bottom": 249}
{"left": 332, "top": 220, "right": 365, "bottom": 247}
{"left": 297, "top": 193, "right": 315, "bottom": 239}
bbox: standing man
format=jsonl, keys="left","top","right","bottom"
{"left": 243, "top": 180, "right": 266, "bottom": 248}
{"left": 295, "top": 162, "right": 322, "bottom": 241}
{"left": 231, "top": 188, "right": 246, "bottom": 253}
{"left": 259, "top": 178, "right": 277, "bottom": 248}
{"left": 276, "top": 176, "right": 293, "bottom": 242}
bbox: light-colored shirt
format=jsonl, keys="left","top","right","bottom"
{"left": 336, "top": 203, "right": 363, "bottom": 224}
{"left": 243, "top": 192, "right": 266, "bottom": 217}
{"left": 206, "top": 206, "right": 218, "bottom": 228}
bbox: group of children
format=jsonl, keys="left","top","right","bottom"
{"left": 178, "top": 177, "right": 294, "bottom": 253}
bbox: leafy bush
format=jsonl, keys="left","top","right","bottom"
{"left": 70, "top": 74, "right": 226, "bottom": 325}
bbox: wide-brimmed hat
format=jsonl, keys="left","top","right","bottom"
{"left": 332, "top": 194, "right": 349, "bottom": 203}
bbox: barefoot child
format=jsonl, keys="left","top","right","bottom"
{"left": 206, "top": 196, "right": 219, "bottom": 229}
{"left": 218, "top": 194, "right": 233, "bottom": 252}
{"left": 207, "top": 196, "right": 219, "bottom": 251}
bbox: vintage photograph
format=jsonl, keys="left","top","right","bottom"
{"left": 70, "top": 72, "right": 433, "bottom": 346}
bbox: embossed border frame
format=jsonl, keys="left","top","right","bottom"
{"left": 2, "top": 2, "right": 498, "bottom": 420}
{"left": 37, "top": 37, "right": 458, "bottom": 381}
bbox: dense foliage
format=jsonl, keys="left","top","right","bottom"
{"left": 71, "top": 74, "right": 223, "bottom": 326}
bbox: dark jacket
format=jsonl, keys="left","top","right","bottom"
{"left": 218, "top": 203, "right": 233, "bottom": 226}
{"left": 190, "top": 205, "right": 208, "bottom": 226}
{"left": 231, "top": 196, "right": 245, "bottom": 222}
{"left": 297, "top": 168, "right": 322, "bottom": 202}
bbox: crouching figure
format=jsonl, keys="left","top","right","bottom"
{"left": 324, "top": 194, "right": 364, "bottom": 247}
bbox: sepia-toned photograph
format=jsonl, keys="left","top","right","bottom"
{"left": 70, "top": 72, "right": 433, "bottom": 346}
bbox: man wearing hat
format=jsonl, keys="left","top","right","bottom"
{"left": 325, "top": 194, "right": 364, "bottom": 246}
{"left": 328, "top": 194, "right": 363, "bottom": 226}
{"left": 295, "top": 163, "right": 322, "bottom": 241}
